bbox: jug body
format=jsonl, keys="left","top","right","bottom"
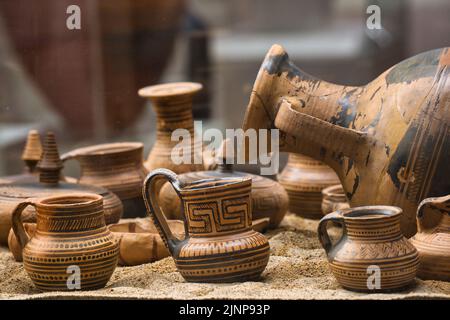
{"left": 318, "top": 206, "right": 419, "bottom": 292}
{"left": 143, "top": 169, "right": 270, "bottom": 283}
{"left": 12, "top": 194, "right": 119, "bottom": 291}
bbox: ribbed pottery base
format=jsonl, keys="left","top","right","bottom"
{"left": 176, "top": 244, "right": 270, "bottom": 283}
{"left": 176, "top": 232, "right": 270, "bottom": 283}
{"left": 329, "top": 254, "right": 419, "bottom": 292}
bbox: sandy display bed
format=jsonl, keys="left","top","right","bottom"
{"left": 0, "top": 214, "right": 449, "bottom": 300}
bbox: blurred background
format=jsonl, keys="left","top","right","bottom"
{"left": 0, "top": 0, "right": 449, "bottom": 176}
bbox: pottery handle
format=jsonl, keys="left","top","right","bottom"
{"left": 11, "top": 200, "right": 35, "bottom": 250}
{"left": 318, "top": 211, "right": 345, "bottom": 255}
{"left": 60, "top": 151, "right": 81, "bottom": 182}
{"left": 143, "top": 168, "right": 184, "bottom": 256}
{"left": 416, "top": 194, "right": 450, "bottom": 231}
{"left": 274, "top": 100, "right": 370, "bottom": 162}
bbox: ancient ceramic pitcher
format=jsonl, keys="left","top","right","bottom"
{"left": 278, "top": 154, "right": 340, "bottom": 219}
{"left": 11, "top": 193, "right": 119, "bottom": 291}
{"left": 318, "top": 206, "right": 419, "bottom": 292}
{"left": 243, "top": 44, "right": 450, "bottom": 237}
{"left": 143, "top": 169, "right": 270, "bottom": 283}
{"left": 410, "top": 195, "right": 450, "bottom": 281}
{"left": 61, "top": 142, "right": 148, "bottom": 218}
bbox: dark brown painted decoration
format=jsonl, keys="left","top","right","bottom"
{"left": 243, "top": 44, "right": 450, "bottom": 237}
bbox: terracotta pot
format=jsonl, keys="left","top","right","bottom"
{"left": 410, "top": 195, "right": 450, "bottom": 281}
{"left": 159, "top": 162, "right": 288, "bottom": 229}
{"left": 143, "top": 169, "right": 270, "bottom": 283}
{"left": 318, "top": 206, "right": 419, "bottom": 292}
{"left": 278, "top": 154, "right": 340, "bottom": 219}
{"left": 321, "top": 184, "right": 350, "bottom": 215}
{"left": 0, "top": 133, "right": 123, "bottom": 245}
{"left": 62, "top": 142, "right": 148, "bottom": 218}
{"left": 11, "top": 194, "right": 119, "bottom": 291}
{"left": 108, "top": 218, "right": 184, "bottom": 266}
{"left": 138, "top": 82, "right": 211, "bottom": 175}
{"left": 242, "top": 45, "right": 450, "bottom": 237}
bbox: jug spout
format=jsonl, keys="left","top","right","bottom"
{"left": 242, "top": 44, "right": 365, "bottom": 173}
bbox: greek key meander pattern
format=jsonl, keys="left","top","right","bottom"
{"left": 186, "top": 196, "right": 251, "bottom": 235}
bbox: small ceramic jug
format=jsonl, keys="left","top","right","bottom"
{"left": 11, "top": 193, "right": 119, "bottom": 291}
{"left": 62, "top": 142, "right": 148, "bottom": 218}
{"left": 321, "top": 184, "right": 349, "bottom": 215}
{"left": 318, "top": 206, "right": 419, "bottom": 292}
{"left": 143, "top": 168, "right": 270, "bottom": 283}
{"left": 410, "top": 195, "right": 450, "bottom": 281}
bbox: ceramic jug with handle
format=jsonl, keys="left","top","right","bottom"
{"left": 143, "top": 168, "right": 270, "bottom": 283}
{"left": 11, "top": 193, "right": 119, "bottom": 291}
{"left": 243, "top": 44, "right": 450, "bottom": 237}
{"left": 318, "top": 206, "right": 419, "bottom": 292}
{"left": 410, "top": 194, "right": 450, "bottom": 281}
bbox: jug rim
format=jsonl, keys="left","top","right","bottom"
{"left": 36, "top": 193, "right": 102, "bottom": 208}
{"left": 178, "top": 176, "right": 251, "bottom": 192}
{"left": 337, "top": 205, "right": 402, "bottom": 220}
{"left": 68, "top": 142, "right": 143, "bottom": 157}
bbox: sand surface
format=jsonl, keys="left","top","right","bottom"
{"left": 0, "top": 214, "right": 449, "bottom": 300}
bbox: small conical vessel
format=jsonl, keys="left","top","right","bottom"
{"left": 0, "top": 130, "right": 43, "bottom": 184}
{"left": 278, "top": 154, "right": 340, "bottom": 219}
{"left": 21, "top": 130, "right": 43, "bottom": 174}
